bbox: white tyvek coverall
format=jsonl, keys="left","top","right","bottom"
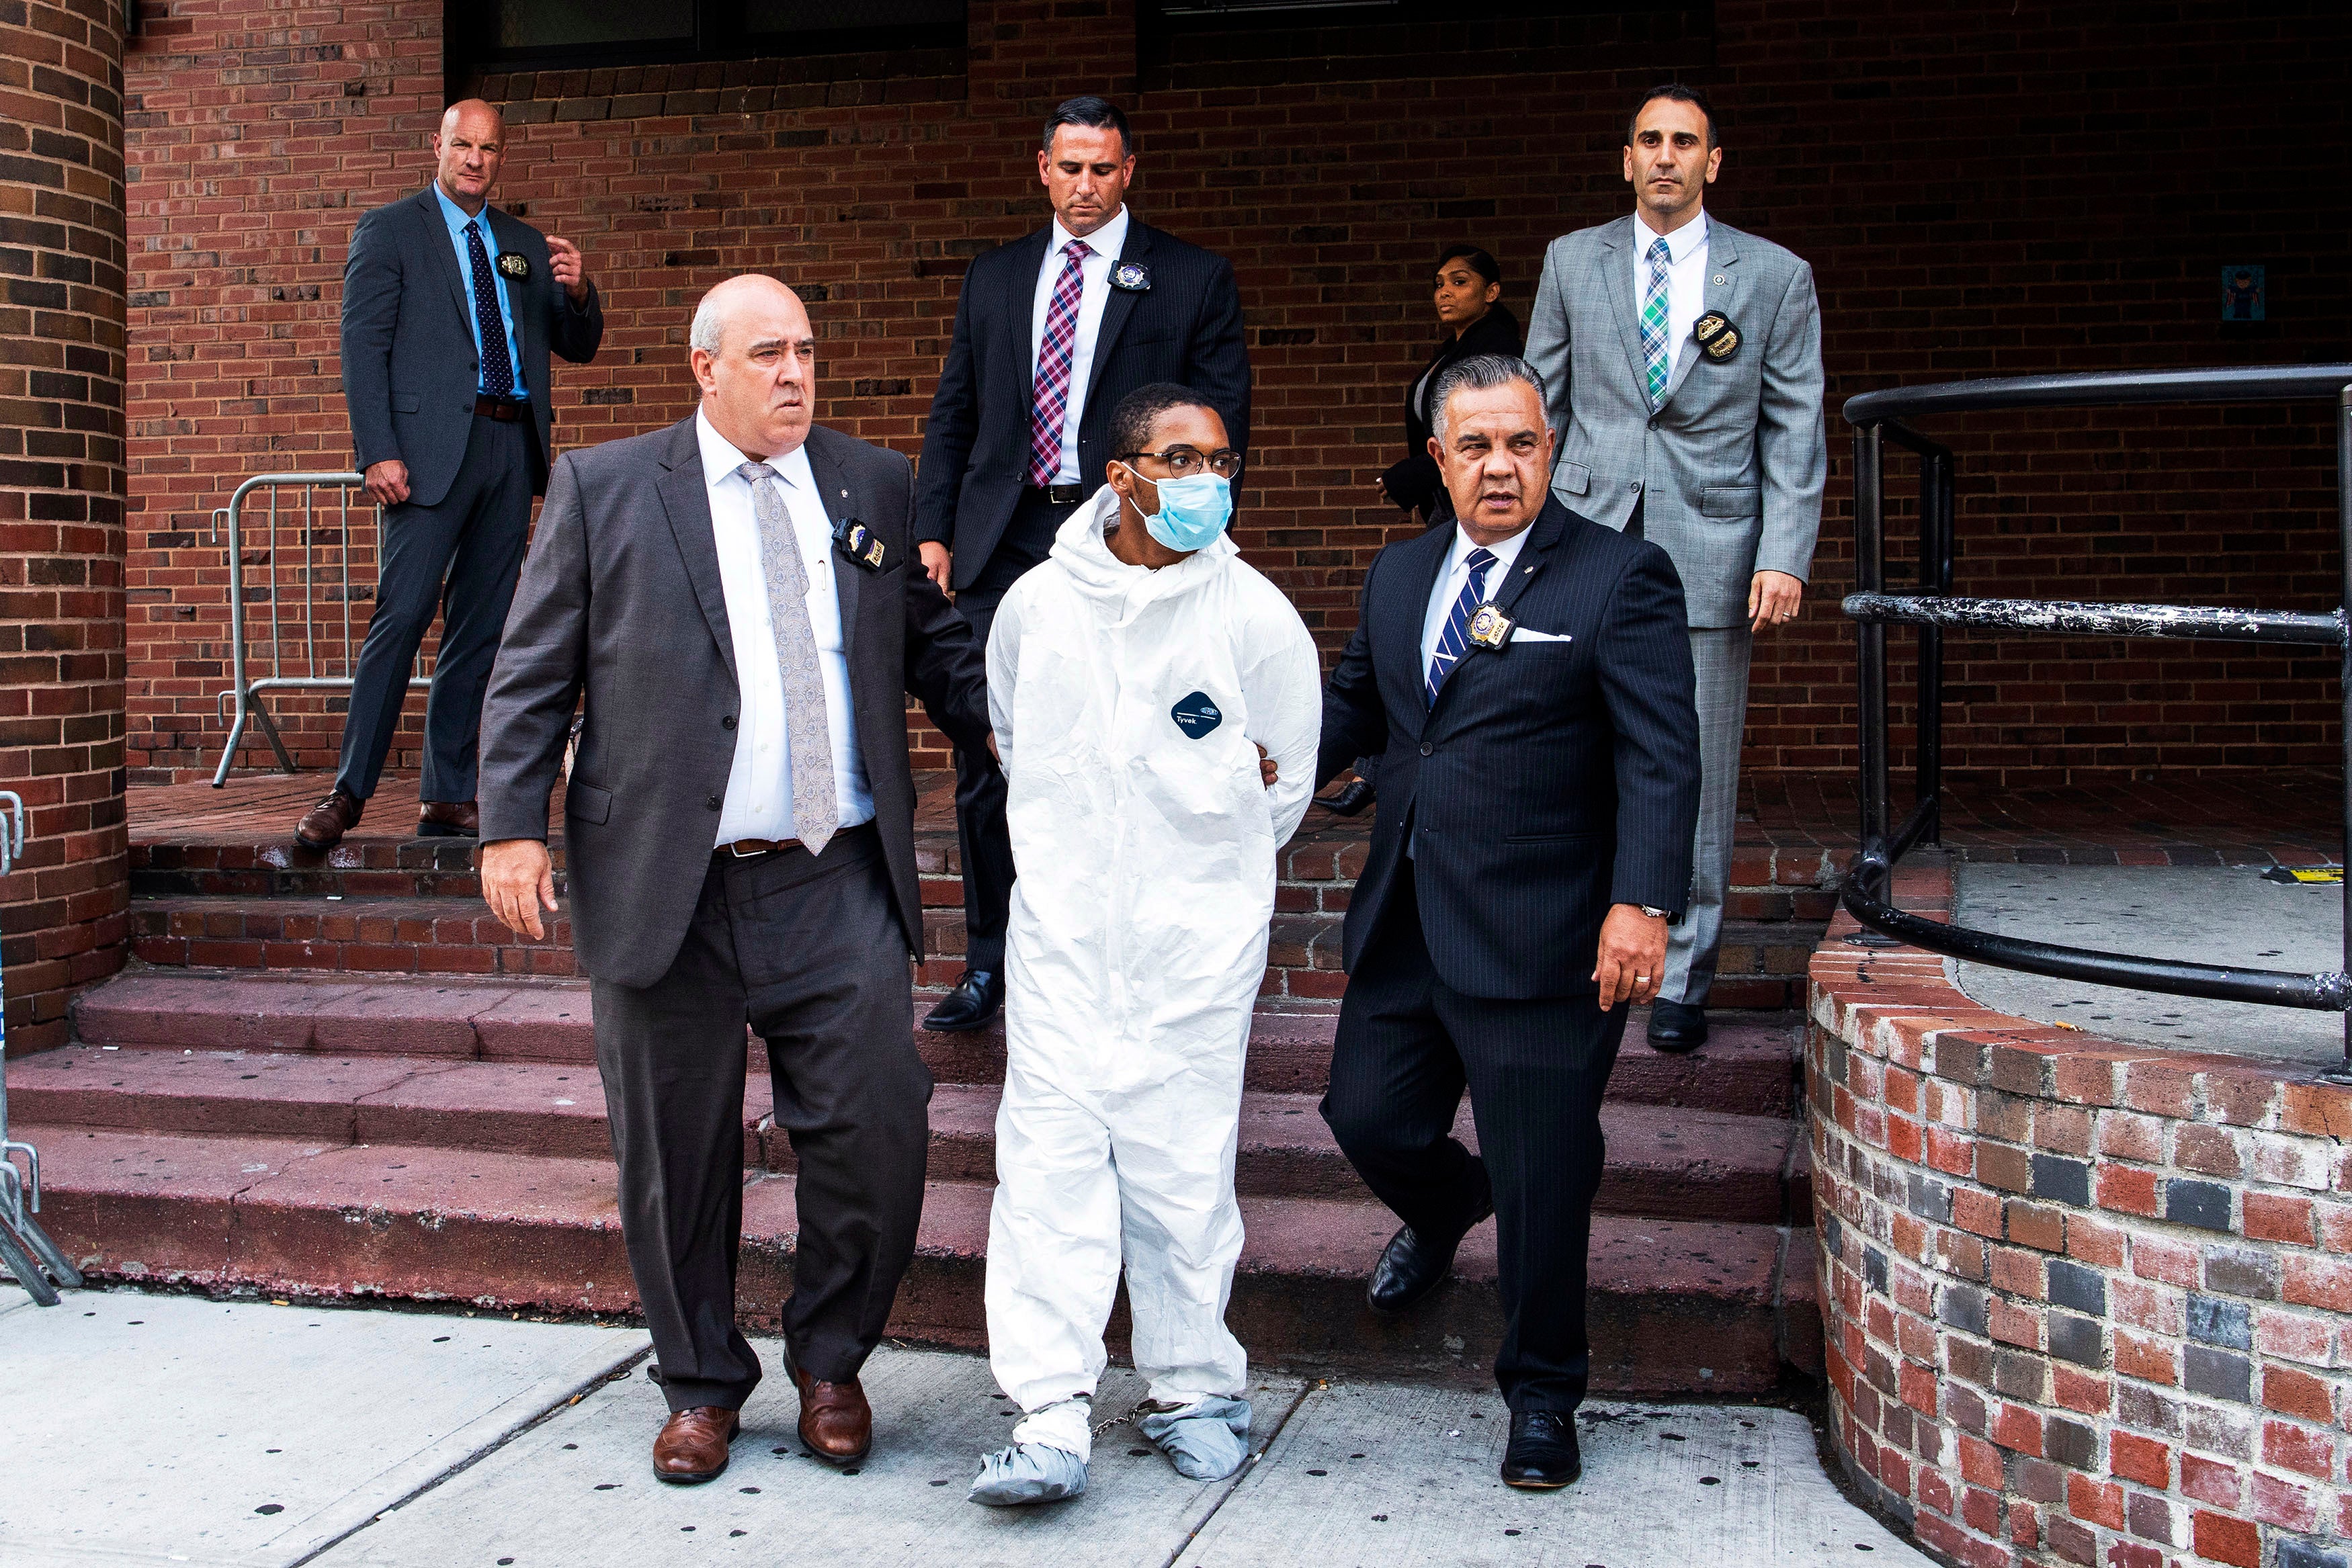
{"left": 983, "top": 487, "right": 1320, "bottom": 1446}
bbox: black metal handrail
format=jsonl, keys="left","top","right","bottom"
{"left": 1839, "top": 364, "right": 2352, "bottom": 1081}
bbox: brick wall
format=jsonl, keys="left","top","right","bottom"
{"left": 120, "top": 0, "right": 2352, "bottom": 786}
{"left": 1, "top": 0, "right": 128, "bottom": 1055}
{"left": 1810, "top": 859, "right": 2352, "bottom": 1568}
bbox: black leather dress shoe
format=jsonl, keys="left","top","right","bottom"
{"left": 921, "top": 968, "right": 1002, "bottom": 1033}
{"left": 1318, "top": 778, "right": 1374, "bottom": 817}
{"left": 1366, "top": 1195, "right": 1494, "bottom": 1315}
{"left": 1501, "top": 1410, "right": 1582, "bottom": 1489}
{"left": 1646, "top": 998, "right": 1709, "bottom": 1054}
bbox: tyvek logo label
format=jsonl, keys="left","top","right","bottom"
{"left": 1170, "top": 691, "right": 1222, "bottom": 738}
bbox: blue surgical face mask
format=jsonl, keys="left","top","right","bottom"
{"left": 1132, "top": 470, "right": 1232, "bottom": 553}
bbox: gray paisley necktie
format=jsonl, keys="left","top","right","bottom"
{"left": 735, "top": 461, "right": 839, "bottom": 855}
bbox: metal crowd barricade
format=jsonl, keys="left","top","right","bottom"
{"left": 1839, "top": 363, "right": 2352, "bottom": 1083}
{"left": 0, "top": 791, "right": 82, "bottom": 1305}
{"left": 210, "top": 473, "right": 428, "bottom": 787}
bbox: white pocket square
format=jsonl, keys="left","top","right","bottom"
{"left": 1514, "top": 627, "right": 1572, "bottom": 643}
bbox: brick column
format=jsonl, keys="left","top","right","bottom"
{"left": 0, "top": 0, "right": 128, "bottom": 1055}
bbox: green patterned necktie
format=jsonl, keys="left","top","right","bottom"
{"left": 736, "top": 461, "right": 839, "bottom": 855}
{"left": 1640, "top": 236, "right": 1673, "bottom": 405}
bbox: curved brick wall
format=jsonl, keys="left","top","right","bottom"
{"left": 1809, "top": 857, "right": 2352, "bottom": 1568}
{"left": 0, "top": 0, "right": 128, "bottom": 1055}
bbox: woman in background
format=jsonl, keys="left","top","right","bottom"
{"left": 1325, "top": 245, "right": 1523, "bottom": 817}
{"left": 1374, "top": 244, "right": 1523, "bottom": 525}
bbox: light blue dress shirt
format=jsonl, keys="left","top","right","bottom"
{"left": 431, "top": 183, "right": 528, "bottom": 399}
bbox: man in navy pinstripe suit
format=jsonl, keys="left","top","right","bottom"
{"left": 1315, "top": 353, "right": 1701, "bottom": 1489}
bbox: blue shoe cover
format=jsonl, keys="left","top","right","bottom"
{"left": 968, "top": 1440, "right": 1088, "bottom": 1507}
{"left": 1138, "top": 1396, "right": 1252, "bottom": 1481}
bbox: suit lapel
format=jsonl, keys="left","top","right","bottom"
{"left": 802, "top": 430, "right": 862, "bottom": 666}
{"left": 1005, "top": 228, "right": 1052, "bottom": 406}
{"left": 1080, "top": 220, "right": 1155, "bottom": 410}
{"left": 415, "top": 187, "right": 474, "bottom": 339}
{"left": 1383, "top": 523, "right": 1454, "bottom": 731}
{"left": 655, "top": 417, "right": 739, "bottom": 690}
{"left": 1494, "top": 503, "right": 1566, "bottom": 617}
{"left": 1598, "top": 216, "right": 1652, "bottom": 397}
{"left": 482, "top": 205, "right": 535, "bottom": 364}
{"left": 1659, "top": 219, "right": 1739, "bottom": 410}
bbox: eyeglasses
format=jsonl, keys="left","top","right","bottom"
{"left": 1120, "top": 445, "right": 1245, "bottom": 481}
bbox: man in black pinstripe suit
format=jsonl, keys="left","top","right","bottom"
{"left": 1315, "top": 353, "right": 1701, "bottom": 1489}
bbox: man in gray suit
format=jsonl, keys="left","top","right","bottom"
{"left": 476, "top": 275, "right": 991, "bottom": 1485}
{"left": 297, "top": 98, "right": 605, "bottom": 848}
{"left": 1524, "top": 82, "right": 1826, "bottom": 1053}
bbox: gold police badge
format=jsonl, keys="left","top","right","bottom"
{"left": 1693, "top": 310, "right": 1740, "bottom": 362}
{"left": 1466, "top": 601, "right": 1515, "bottom": 650}
{"left": 494, "top": 251, "right": 532, "bottom": 281}
{"left": 834, "top": 518, "right": 890, "bottom": 572}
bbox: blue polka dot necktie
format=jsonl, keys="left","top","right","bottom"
{"left": 464, "top": 220, "right": 515, "bottom": 399}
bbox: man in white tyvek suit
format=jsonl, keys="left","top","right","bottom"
{"left": 969, "top": 384, "right": 1320, "bottom": 1506}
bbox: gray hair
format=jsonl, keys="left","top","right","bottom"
{"left": 688, "top": 290, "right": 728, "bottom": 355}
{"left": 1430, "top": 353, "right": 1548, "bottom": 443}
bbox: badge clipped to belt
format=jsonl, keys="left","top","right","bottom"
{"left": 1693, "top": 310, "right": 1741, "bottom": 362}
{"left": 1465, "top": 601, "right": 1515, "bottom": 652}
{"left": 831, "top": 515, "right": 890, "bottom": 572}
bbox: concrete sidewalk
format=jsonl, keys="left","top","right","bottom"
{"left": 0, "top": 1284, "right": 1927, "bottom": 1567}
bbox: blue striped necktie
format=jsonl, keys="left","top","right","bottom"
{"left": 1425, "top": 546, "right": 1498, "bottom": 707}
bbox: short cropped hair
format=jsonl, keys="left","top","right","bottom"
{"left": 1109, "top": 382, "right": 1217, "bottom": 464}
{"left": 1043, "top": 95, "right": 1132, "bottom": 161}
{"left": 1436, "top": 243, "right": 1502, "bottom": 288}
{"left": 1430, "top": 353, "right": 1548, "bottom": 443}
{"left": 1628, "top": 81, "right": 1719, "bottom": 150}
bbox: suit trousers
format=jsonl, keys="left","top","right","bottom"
{"left": 948, "top": 489, "right": 1080, "bottom": 973}
{"left": 335, "top": 412, "right": 538, "bottom": 803}
{"left": 1659, "top": 624, "right": 1753, "bottom": 1007}
{"left": 590, "top": 826, "right": 931, "bottom": 1413}
{"left": 1320, "top": 861, "right": 1628, "bottom": 1413}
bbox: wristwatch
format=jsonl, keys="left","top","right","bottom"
{"left": 1638, "top": 904, "right": 1671, "bottom": 920}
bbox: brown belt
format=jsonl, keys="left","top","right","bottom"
{"left": 720, "top": 837, "right": 801, "bottom": 859}
{"left": 473, "top": 394, "right": 528, "bottom": 421}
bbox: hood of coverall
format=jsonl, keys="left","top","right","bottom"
{"left": 1047, "top": 483, "right": 1240, "bottom": 603}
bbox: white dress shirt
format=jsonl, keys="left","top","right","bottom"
{"left": 1419, "top": 519, "right": 1535, "bottom": 675}
{"left": 1029, "top": 204, "right": 1132, "bottom": 485}
{"left": 1630, "top": 208, "right": 1710, "bottom": 379}
{"left": 696, "top": 409, "right": 874, "bottom": 846}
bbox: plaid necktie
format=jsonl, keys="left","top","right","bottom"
{"left": 735, "top": 462, "right": 839, "bottom": 855}
{"left": 1027, "top": 239, "right": 1092, "bottom": 486}
{"left": 464, "top": 220, "right": 515, "bottom": 398}
{"left": 1425, "top": 546, "right": 1499, "bottom": 707}
{"left": 1640, "top": 236, "right": 1672, "bottom": 406}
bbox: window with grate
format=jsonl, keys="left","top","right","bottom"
{"left": 446, "top": 0, "right": 967, "bottom": 79}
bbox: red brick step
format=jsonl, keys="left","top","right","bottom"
{"left": 20, "top": 1123, "right": 1806, "bottom": 1394}
{"left": 73, "top": 969, "right": 1802, "bottom": 1114}
{"left": 13, "top": 1045, "right": 1803, "bottom": 1223}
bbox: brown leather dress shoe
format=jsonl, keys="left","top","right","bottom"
{"left": 294, "top": 788, "right": 362, "bottom": 850}
{"left": 652, "top": 1405, "right": 740, "bottom": 1483}
{"left": 417, "top": 799, "right": 479, "bottom": 838}
{"left": 788, "top": 1353, "right": 872, "bottom": 1464}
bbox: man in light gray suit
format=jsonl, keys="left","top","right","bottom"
{"left": 476, "top": 275, "right": 991, "bottom": 1483}
{"left": 1524, "top": 82, "right": 1826, "bottom": 1054}
{"left": 298, "top": 99, "right": 605, "bottom": 849}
